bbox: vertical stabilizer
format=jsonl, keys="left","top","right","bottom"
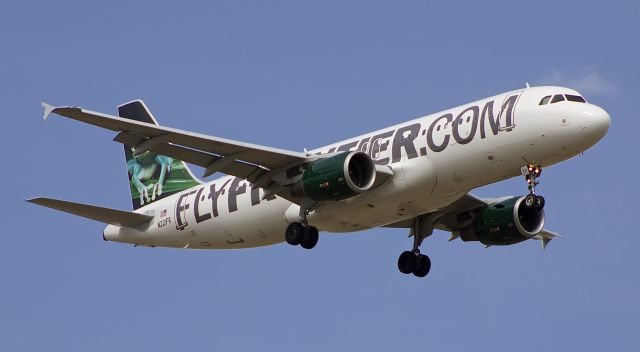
{"left": 118, "top": 100, "right": 201, "bottom": 210}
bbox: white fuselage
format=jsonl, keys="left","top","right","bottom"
{"left": 103, "top": 86, "right": 610, "bottom": 249}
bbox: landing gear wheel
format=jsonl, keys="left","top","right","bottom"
{"left": 535, "top": 195, "right": 545, "bottom": 210}
{"left": 285, "top": 222, "right": 305, "bottom": 246}
{"left": 524, "top": 194, "right": 536, "bottom": 208}
{"left": 398, "top": 251, "right": 417, "bottom": 274}
{"left": 413, "top": 254, "right": 431, "bottom": 278}
{"left": 300, "top": 226, "right": 319, "bottom": 249}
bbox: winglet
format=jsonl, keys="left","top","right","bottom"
{"left": 41, "top": 102, "right": 56, "bottom": 120}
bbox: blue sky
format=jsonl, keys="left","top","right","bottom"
{"left": 2, "top": 1, "right": 638, "bottom": 351}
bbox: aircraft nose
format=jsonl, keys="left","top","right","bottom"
{"left": 581, "top": 104, "right": 611, "bottom": 142}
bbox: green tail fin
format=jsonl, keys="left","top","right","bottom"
{"left": 118, "top": 100, "right": 201, "bottom": 210}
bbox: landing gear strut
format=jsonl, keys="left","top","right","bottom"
{"left": 397, "top": 214, "right": 436, "bottom": 278}
{"left": 285, "top": 203, "right": 319, "bottom": 250}
{"left": 522, "top": 164, "right": 545, "bottom": 210}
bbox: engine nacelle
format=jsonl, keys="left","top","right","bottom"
{"left": 460, "top": 196, "right": 545, "bottom": 246}
{"left": 291, "top": 151, "right": 376, "bottom": 201}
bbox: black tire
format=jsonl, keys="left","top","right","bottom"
{"left": 524, "top": 194, "right": 536, "bottom": 208}
{"left": 413, "top": 254, "right": 431, "bottom": 278}
{"left": 398, "top": 251, "right": 417, "bottom": 274}
{"left": 535, "top": 195, "right": 545, "bottom": 210}
{"left": 285, "top": 222, "right": 305, "bottom": 246}
{"left": 300, "top": 226, "right": 319, "bottom": 249}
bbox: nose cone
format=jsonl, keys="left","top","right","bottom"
{"left": 581, "top": 104, "right": 611, "bottom": 144}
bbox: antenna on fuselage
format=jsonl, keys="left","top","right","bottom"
{"left": 525, "top": 82, "right": 531, "bottom": 88}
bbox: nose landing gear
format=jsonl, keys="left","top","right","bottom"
{"left": 522, "top": 164, "right": 545, "bottom": 210}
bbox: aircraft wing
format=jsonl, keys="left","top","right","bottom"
{"left": 382, "top": 193, "right": 486, "bottom": 229}
{"left": 41, "top": 103, "right": 308, "bottom": 182}
{"left": 41, "top": 102, "right": 395, "bottom": 204}
{"left": 384, "top": 193, "right": 561, "bottom": 249}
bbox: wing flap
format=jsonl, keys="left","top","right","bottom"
{"left": 27, "top": 197, "right": 153, "bottom": 227}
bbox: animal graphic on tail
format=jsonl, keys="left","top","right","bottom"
{"left": 126, "top": 147, "right": 173, "bottom": 206}
{"left": 124, "top": 146, "right": 200, "bottom": 210}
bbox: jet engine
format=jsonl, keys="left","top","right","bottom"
{"left": 459, "top": 196, "right": 544, "bottom": 246}
{"left": 291, "top": 151, "right": 376, "bottom": 201}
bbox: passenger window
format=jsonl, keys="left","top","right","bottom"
{"left": 539, "top": 96, "right": 551, "bottom": 105}
{"left": 551, "top": 94, "right": 565, "bottom": 104}
{"left": 565, "top": 94, "right": 586, "bottom": 103}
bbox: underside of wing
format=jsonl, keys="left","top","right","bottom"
{"left": 42, "top": 104, "right": 307, "bottom": 169}
{"left": 42, "top": 102, "right": 395, "bottom": 205}
{"left": 384, "top": 193, "right": 561, "bottom": 249}
{"left": 43, "top": 103, "right": 307, "bottom": 174}
{"left": 42, "top": 103, "right": 310, "bottom": 202}
{"left": 382, "top": 193, "right": 486, "bottom": 230}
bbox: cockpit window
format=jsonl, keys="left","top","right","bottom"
{"left": 540, "top": 93, "right": 587, "bottom": 106}
{"left": 565, "top": 94, "right": 586, "bottom": 103}
{"left": 550, "top": 94, "right": 565, "bottom": 104}
{"left": 539, "top": 96, "right": 551, "bottom": 105}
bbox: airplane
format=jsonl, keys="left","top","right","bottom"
{"left": 28, "top": 85, "right": 610, "bottom": 278}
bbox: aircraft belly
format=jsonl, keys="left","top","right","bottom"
{"left": 185, "top": 198, "right": 291, "bottom": 249}
{"left": 108, "top": 193, "right": 292, "bottom": 249}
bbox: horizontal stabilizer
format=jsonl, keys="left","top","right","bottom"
{"left": 27, "top": 197, "right": 153, "bottom": 227}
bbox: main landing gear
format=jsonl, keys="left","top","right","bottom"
{"left": 398, "top": 250, "right": 431, "bottom": 278}
{"left": 397, "top": 214, "right": 436, "bottom": 278}
{"left": 285, "top": 205, "right": 319, "bottom": 249}
{"left": 522, "top": 164, "right": 545, "bottom": 210}
{"left": 285, "top": 222, "right": 319, "bottom": 249}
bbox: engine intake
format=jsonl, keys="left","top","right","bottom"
{"left": 460, "top": 196, "right": 545, "bottom": 246}
{"left": 291, "top": 151, "right": 376, "bottom": 201}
